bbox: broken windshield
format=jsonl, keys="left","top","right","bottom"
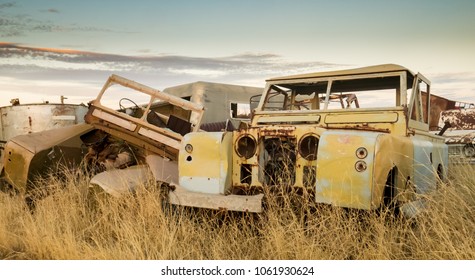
{"left": 261, "top": 75, "right": 404, "bottom": 112}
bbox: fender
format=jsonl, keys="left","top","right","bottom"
{"left": 315, "top": 130, "right": 413, "bottom": 210}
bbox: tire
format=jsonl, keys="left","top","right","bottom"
{"left": 381, "top": 168, "right": 400, "bottom": 216}
{"left": 462, "top": 144, "right": 475, "bottom": 158}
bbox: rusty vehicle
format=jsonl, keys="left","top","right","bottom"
{"left": 437, "top": 106, "right": 475, "bottom": 162}
{"left": 0, "top": 75, "right": 262, "bottom": 194}
{"left": 0, "top": 96, "right": 87, "bottom": 136}
{"left": 422, "top": 93, "right": 475, "bottom": 163}
{"left": 0, "top": 98, "right": 89, "bottom": 190}
{"left": 0, "top": 97, "right": 88, "bottom": 149}
{"left": 180, "top": 64, "right": 448, "bottom": 214}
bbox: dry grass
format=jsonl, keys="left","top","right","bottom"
{"left": 0, "top": 164, "right": 474, "bottom": 260}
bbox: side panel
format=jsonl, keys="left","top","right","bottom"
{"left": 373, "top": 134, "right": 414, "bottom": 206}
{"left": 411, "top": 134, "right": 448, "bottom": 194}
{"left": 315, "top": 130, "right": 380, "bottom": 209}
{"left": 179, "top": 132, "right": 233, "bottom": 194}
{"left": 316, "top": 131, "right": 417, "bottom": 209}
{"left": 1, "top": 141, "right": 34, "bottom": 191}
{"left": 412, "top": 137, "right": 435, "bottom": 194}
{"left": 1, "top": 124, "right": 93, "bottom": 193}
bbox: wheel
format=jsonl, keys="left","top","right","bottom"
{"left": 381, "top": 168, "right": 400, "bottom": 216}
{"left": 463, "top": 144, "right": 475, "bottom": 158}
{"left": 436, "top": 164, "right": 444, "bottom": 189}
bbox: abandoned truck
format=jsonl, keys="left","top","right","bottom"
{"left": 0, "top": 75, "right": 262, "bottom": 194}
{"left": 179, "top": 64, "right": 448, "bottom": 214}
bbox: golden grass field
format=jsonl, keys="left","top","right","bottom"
{"left": 0, "top": 163, "right": 474, "bottom": 260}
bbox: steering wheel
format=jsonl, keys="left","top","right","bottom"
{"left": 119, "top": 98, "right": 140, "bottom": 111}
{"left": 286, "top": 102, "right": 310, "bottom": 110}
{"left": 119, "top": 97, "right": 144, "bottom": 118}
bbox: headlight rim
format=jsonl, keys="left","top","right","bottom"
{"left": 298, "top": 133, "right": 320, "bottom": 161}
{"left": 235, "top": 134, "right": 257, "bottom": 159}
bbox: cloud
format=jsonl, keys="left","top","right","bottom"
{"left": 46, "top": 8, "right": 59, "bottom": 13}
{"left": 0, "top": 2, "right": 15, "bottom": 9}
{"left": 0, "top": 42, "right": 338, "bottom": 80}
{"left": 0, "top": 42, "right": 342, "bottom": 106}
{"left": 3, "top": 42, "right": 473, "bottom": 108}
{"left": 168, "top": 68, "right": 228, "bottom": 78}
{"left": 0, "top": 6, "right": 127, "bottom": 37}
{"left": 429, "top": 72, "right": 475, "bottom": 103}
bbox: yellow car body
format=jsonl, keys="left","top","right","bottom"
{"left": 180, "top": 64, "right": 448, "bottom": 212}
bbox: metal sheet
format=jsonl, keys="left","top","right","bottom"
{"left": 315, "top": 130, "right": 379, "bottom": 209}
{"left": 325, "top": 112, "right": 399, "bottom": 124}
{"left": 179, "top": 132, "right": 233, "bottom": 195}
{"left": 168, "top": 184, "right": 263, "bottom": 213}
{"left": 1, "top": 123, "right": 93, "bottom": 192}
{"left": 0, "top": 103, "right": 88, "bottom": 143}
{"left": 89, "top": 165, "right": 152, "bottom": 197}
{"left": 146, "top": 154, "right": 178, "bottom": 185}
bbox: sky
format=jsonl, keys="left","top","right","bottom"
{"left": 1, "top": 0, "right": 475, "bottom": 107}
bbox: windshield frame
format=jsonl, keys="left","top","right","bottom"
{"left": 256, "top": 70, "right": 410, "bottom": 113}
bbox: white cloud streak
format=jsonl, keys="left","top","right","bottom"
{"left": 1, "top": 43, "right": 474, "bottom": 107}
{"left": 0, "top": 43, "right": 341, "bottom": 106}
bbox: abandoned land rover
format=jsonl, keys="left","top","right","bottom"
{"left": 180, "top": 64, "right": 448, "bottom": 214}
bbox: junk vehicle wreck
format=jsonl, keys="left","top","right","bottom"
{"left": 1, "top": 64, "right": 448, "bottom": 216}
{"left": 0, "top": 75, "right": 262, "bottom": 195}
{"left": 179, "top": 64, "right": 448, "bottom": 214}
{"left": 414, "top": 92, "right": 475, "bottom": 164}
{"left": 433, "top": 100, "right": 475, "bottom": 164}
{"left": 0, "top": 97, "right": 89, "bottom": 190}
{"left": 0, "top": 97, "right": 88, "bottom": 157}
{"left": 0, "top": 97, "right": 88, "bottom": 147}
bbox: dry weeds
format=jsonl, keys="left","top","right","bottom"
{"left": 0, "top": 164, "right": 474, "bottom": 260}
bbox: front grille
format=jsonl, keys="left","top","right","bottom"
{"left": 261, "top": 137, "right": 296, "bottom": 186}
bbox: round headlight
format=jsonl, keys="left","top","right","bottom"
{"left": 356, "top": 147, "right": 368, "bottom": 159}
{"left": 298, "top": 134, "right": 319, "bottom": 161}
{"left": 235, "top": 135, "right": 257, "bottom": 159}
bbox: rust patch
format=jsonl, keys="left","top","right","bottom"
{"left": 326, "top": 124, "right": 390, "bottom": 133}
{"left": 424, "top": 93, "right": 456, "bottom": 130}
{"left": 52, "top": 105, "right": 75, "bottom": 116}
{"left": 259, "top": 126, "right": 295, "bottom": 137}
{"left": 440, "top": 109, "right": 475, "bottom": 130}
